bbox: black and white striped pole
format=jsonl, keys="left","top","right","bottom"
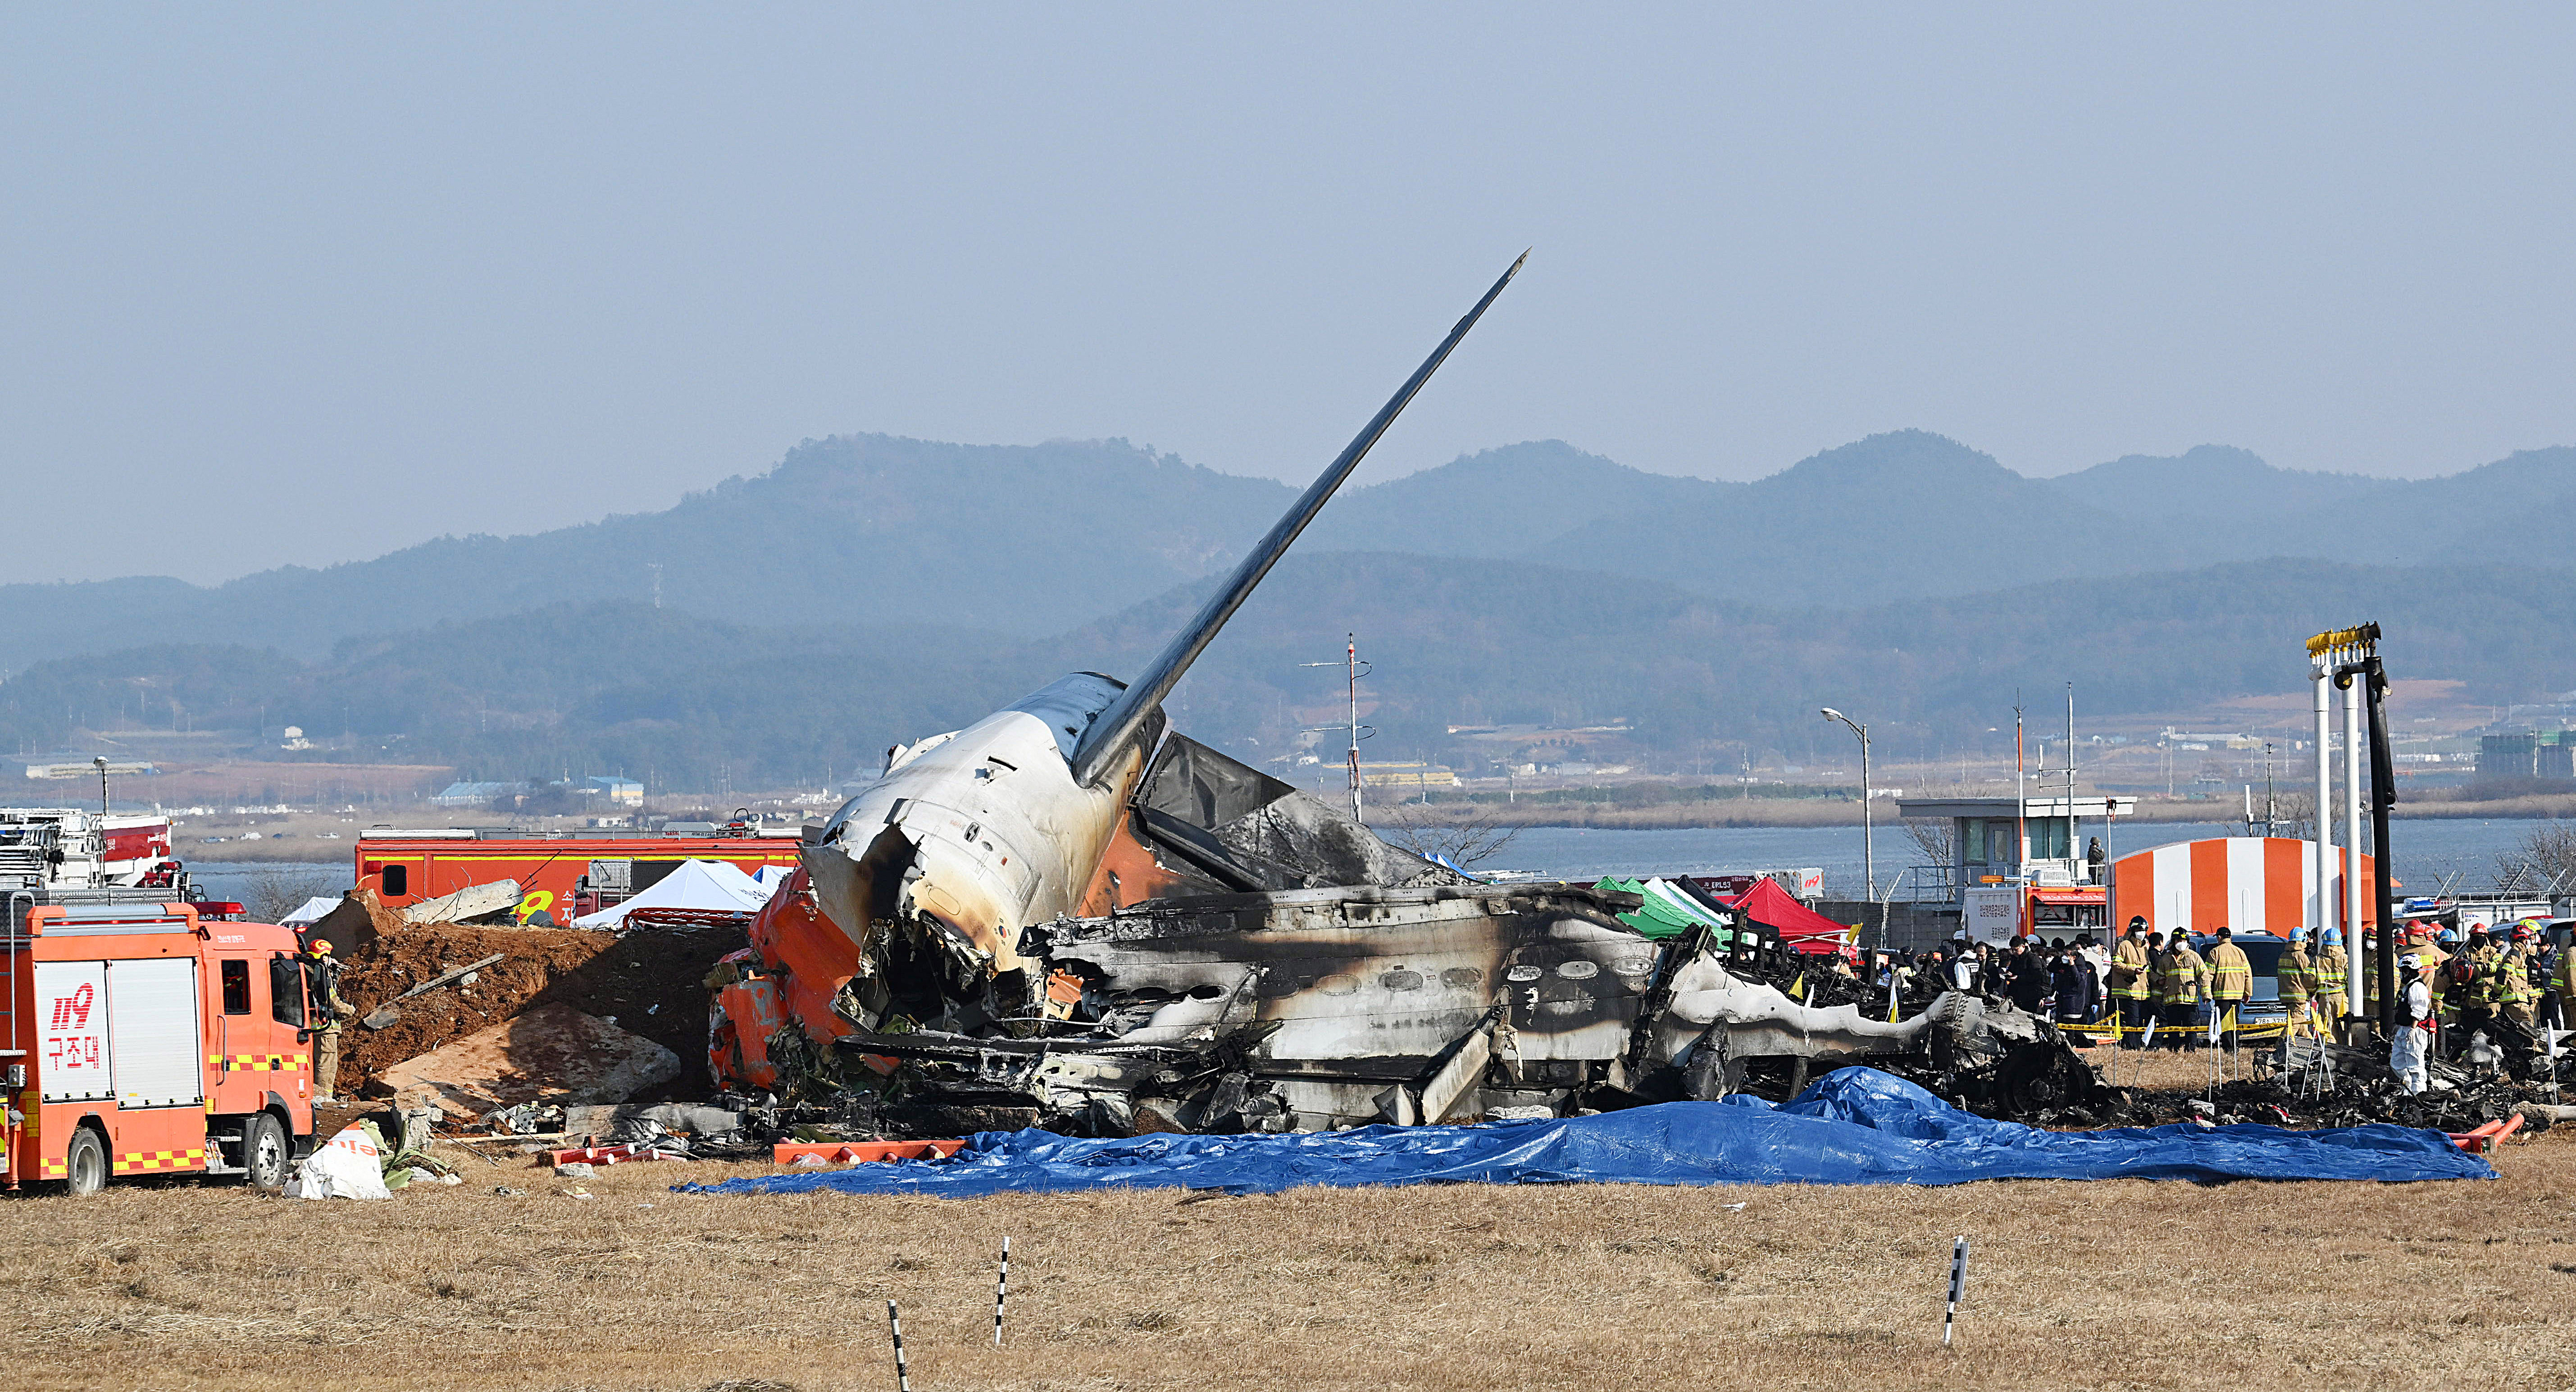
{"left": 1942, "top": 1236, "right": 1969, "bottom": 1347}
{"left": 887, "top": 1299, "right": 911, "bottom": 1392}
{"left": 994, "top": 1235, "right": 1011, "bottom": 1346}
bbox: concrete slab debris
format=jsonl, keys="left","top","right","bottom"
{"left": 399, "top": 878, "right": 525, "bottom": 926}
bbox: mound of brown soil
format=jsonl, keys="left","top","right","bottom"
{"left": 336, "top": 921, "right": 743, "bottom": 1101}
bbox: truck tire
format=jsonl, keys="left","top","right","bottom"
{"left": 65, "top": 1127, "right": 108, "bottom": 1196}
{"left": 240, "top": 1113, "right": 290, "bottom": 1190}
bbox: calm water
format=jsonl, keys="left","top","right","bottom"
{"left": 170, "top": 819, "right": 2550, "bottom": 910}
{"left": 1480, "top": 819, "right": 2548, "bottom": 900}
{"left": 187, "top": 860, "right": 352, "bottom": 907}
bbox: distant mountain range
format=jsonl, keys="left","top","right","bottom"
{"left": 5, "top": 430, "right": 2570, "bottom": 670}
{"left": 1, "top": 428, "right": 2569, "bottom": 788}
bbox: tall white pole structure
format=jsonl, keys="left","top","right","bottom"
{"left": 2014, "top": 701, "right": 2027, "bottom": 883}
{"left": 1822, "top": 708, "right": 1875, "bottom": 943}
{"left": 2312, "top": 656, "right": 2336, "bottom": 950}
{"left": 1345, "top": 634, "right": 1363, "bottom": 825}
{"left": 2342, "top": 656, "right": 2367, "bottom": 1028}
{"left": 1298, "top": 636, "right": 1371, "bottom": 823}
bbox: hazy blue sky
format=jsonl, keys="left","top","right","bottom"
{"left": 6, "top": 6, "right": 2573, "bottom": 584}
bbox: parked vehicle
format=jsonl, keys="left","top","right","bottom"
{"left": 5, "top": 900, "right": 314, "bottom": 1194}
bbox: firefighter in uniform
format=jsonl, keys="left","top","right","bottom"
{"left": 2434, "top": 930, "right": 2474, "bottom": 1051}
{"left": 301, "top": 939, "right": 355, "bottom": 1100}
{"left": 2206, "top": 927, "right": 2253, "bottom": 1049}
{"left": 2156, "top": 932, "right": 2207, "bottom": 1052}
{"left": 2452, "top": 925, "right": 2496, "bottom": 1050}
{"left": 2110, "top": 918, "right": 2154, "bottom": 1048}
{"left": 2362, "top": 932, "right": 2381, "bottom": 1022}
{"left": 2545, "top": 928, "right": 2566, "bottom": 1026}
{"left": 2276, "top": 928, "right": 2316, "bottom": 1041}
{"left": 2313, "top": 926, "right": 2349, "bottom": 1038}
{"left": 2493, "top": 925, "right": 2540, "bottom": 1030}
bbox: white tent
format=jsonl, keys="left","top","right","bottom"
{"left": 574, "top": 858, "right": 777, "bottom": 929}
{"left": 281, "top": 896, "right": 343, "bottom": 927}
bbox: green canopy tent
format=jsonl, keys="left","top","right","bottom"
{"left": 1596, "top": 876, "right": 1736, "bottom": 946}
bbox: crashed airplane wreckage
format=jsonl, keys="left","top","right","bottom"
{"left": 703, "top": 253, "right": 2110, "bottom": 1136}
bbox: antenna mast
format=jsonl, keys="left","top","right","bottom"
{"left": 2014, "top": 695, "right": 2026, "bottom": 888}
{"left": 1345, "top": 634, "right": 1364, "bottom": 823}
{"left": 1297, "top": 635, "right": 1372, "bottom": 822}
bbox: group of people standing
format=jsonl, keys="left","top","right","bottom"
{"left": 1873, "top": 935, "right": 2112, "bottom": 1029}
{"left": 2369, "top": 919, "right": 2568, "bottom": 1093}
{"left": 1872, "top": 917, "right": 2355, "bottom": 1052}
{"left": 2105, "top": 918, "right": 2347, "bottom": 1050}
{"left": 1866, "top": 913, "right": 2568, "bottom": 1096}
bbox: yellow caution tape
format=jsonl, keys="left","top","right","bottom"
{"left": 2063, "top": 1020, "right": 2297, "bottom": 1042}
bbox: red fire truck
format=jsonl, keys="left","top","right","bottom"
{"left": 355, "top": 822, "right": 803, "bottom": 925}
{"left": 5, "top": 901, "right": 314, "bottom": 1194}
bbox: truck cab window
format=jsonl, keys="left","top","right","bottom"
{"left": 270, "top": 955, "right": 307, "bottom": 1028}
{"left": 220, "top": 959, "right": 252, "bottom": 1015}
{"left": 381, "top": 864, "right": 408, "bottom": 896}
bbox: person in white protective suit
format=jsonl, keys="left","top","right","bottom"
{"left": 2391, "top": 952, "right": 2434, "bottom": 1095}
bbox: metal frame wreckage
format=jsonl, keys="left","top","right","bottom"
{"left": 703, "top": 254, "right": 2112, "bottom": 1137}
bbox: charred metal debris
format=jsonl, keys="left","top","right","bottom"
{"left": 710, "top": 735, "right": 2123, "bottom": 1141}
{"left": 2116, "top": 1028, "right": 2575, "bottom": 1135}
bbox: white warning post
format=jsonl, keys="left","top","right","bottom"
{"left": 1943, "top": 1236, "right": 1970, "bottom": 1347}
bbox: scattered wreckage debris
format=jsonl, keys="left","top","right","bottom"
{"left": 706, "top": 737, "right": 2121, "bottom": 1143}
{"left": 316, "top": 907, "right": 770, "bottom": 1165}
{"left": 361, "top": 952, "right": 507, "bottom": 1029}
{"left": 286, "top": 1115, "right": 464, "bottom": 1199}
{"left": 2113, "top": 1030, "right": 2575, "bottom": 1138}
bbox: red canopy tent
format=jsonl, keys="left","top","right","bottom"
{"left": 1721, "top": 878, "right": 1856, "bottom": 955}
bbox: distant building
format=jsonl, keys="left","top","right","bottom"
{"left": 2481, "top": 733, "right": 2536, "bottom": 778}
{"left": 24, "top": 758, "right": 156, "bottom": 780}
{"left": 431, "top": 780, "right": 529, "bottom": 807}
{"left": 587, "top": 776, "right": 644, "bottom": 806}
{"left": 1356, "top": 762, "right": 1457, "bottom": 789}
{"left": 1895, "top": 795, "right": 2138, "bottom": 903}
{"left": 2161, "top": 727, "right": 2262, "bottom": 750}
{"left": 2477, "top": 731, "right": 2576, "bottom": 779}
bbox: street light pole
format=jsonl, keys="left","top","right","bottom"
{"left": 1821, "top": 708, "right": 1875, "bottom": 948}
{"left": 93, "top": 755, "right": 109, "bottom": 817}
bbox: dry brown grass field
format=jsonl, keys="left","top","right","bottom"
{"left": 3, "top": 1122, "right": 2570, "bottom": 1392}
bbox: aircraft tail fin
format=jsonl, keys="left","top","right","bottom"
{"left": 1070, "top": 252, "right": 1527, "bottom": 784}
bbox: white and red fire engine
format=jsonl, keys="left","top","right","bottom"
{"left": 0, "top": 807, "right": 193, "bottom": 898}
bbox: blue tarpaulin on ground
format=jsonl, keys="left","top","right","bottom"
{"left": 682, "top": 1068, "right": 2492, "bottom": 1199}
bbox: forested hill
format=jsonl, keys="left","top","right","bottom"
{"left": 8, "top": 550, "right": 2571, "bottom": 791}
{"left": 3, "top": 431, "right": 2567, "bottom": 670}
